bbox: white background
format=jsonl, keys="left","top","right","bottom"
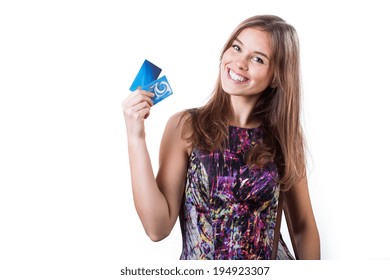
{"left": 1, "top": 0, "right": 389, "bottom": 279}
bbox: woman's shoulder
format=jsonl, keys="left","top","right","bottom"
{"left": 166, "top": 108, "right": 198, "bottom": 128}
{"left": 164, "top": 109, "right": 197, "bottom": 154}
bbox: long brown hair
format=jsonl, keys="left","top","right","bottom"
{"left": 183, "top": 15, "right": 306, "bottom": 190}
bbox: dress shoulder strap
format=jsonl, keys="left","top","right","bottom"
{"left": 271, "top": 190, "right": 285, "bottom": 260}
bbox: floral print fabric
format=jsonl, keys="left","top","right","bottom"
{"left": 179, "top": 126, "right": 293, "bottom": 260}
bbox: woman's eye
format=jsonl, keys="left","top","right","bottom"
{"left": 253, "top": 56, "right": 264, "bottom": 64}
{"left": 232, "top": 45, "right": 240, "bottom": 51}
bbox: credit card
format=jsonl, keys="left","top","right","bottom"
{"left": 142, "top": 75, "right": 173, "bottom": 105}
{"left": 129, "top": 59, "right": 162, "bottom": 91}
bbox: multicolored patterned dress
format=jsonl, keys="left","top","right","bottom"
{"left": 179, "top": 125, "right": 294, "bottom": 260}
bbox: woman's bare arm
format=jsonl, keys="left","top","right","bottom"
{"left": 123, "top": 90, "right": 189, "bottom": 241}
{"left": 285, "top": 176, "right": 321, "bottom": 259}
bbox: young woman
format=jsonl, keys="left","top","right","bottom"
{"left": 122, "top": 15, "right": 320, "bottom": 260}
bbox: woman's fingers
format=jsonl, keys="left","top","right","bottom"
{"left": 122, "top": 89, "right": 154, "bottom": 121}
{"left": 123, "top": 89, "right": 154, "bottom": 109}
{"left": 122, "top": 89, "right": 154, "bottom": 138}
{"left": 123, "top": 101, "right": 151, "bottom": 120}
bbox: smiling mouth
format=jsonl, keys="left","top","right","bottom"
{"left": 228, "top": 68, "right": 249, "bottom": 82}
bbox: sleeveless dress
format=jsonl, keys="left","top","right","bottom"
{"left": 179, "top": 125, "right": 294, "bottom": 260}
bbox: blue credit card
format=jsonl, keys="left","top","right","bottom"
{"left": 142, "top": 75, "right": 173, "bottom": 105}
{"left": 129, "top": 59, "right": 162, "bottom": 91}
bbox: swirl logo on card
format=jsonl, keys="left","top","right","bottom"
{"left": 143, "top": 75, "right": 173, "bottom": 105}
{"left": 152, "top": 81, "right": 172, "bottom": 98}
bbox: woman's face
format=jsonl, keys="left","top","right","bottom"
{"left": 220, "top": 28, "right": 274, "bottom": 98}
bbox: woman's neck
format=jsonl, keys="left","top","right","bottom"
{"left": 228, "top": 95, "right": 260, "bottom": 128}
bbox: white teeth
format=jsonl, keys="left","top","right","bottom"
{"left": 229, "top": 69, "right": 247, "bottom": 82}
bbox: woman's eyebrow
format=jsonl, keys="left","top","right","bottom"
{"left": 234, "top": 37, "right": 270, "bottom": 61}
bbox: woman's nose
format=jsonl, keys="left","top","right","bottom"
{"left": 236, "top": 57, "right": 248, "bottom": 71}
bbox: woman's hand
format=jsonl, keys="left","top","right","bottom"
{"left": 122, "top": 88, "right": 154, "bottom": 139}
